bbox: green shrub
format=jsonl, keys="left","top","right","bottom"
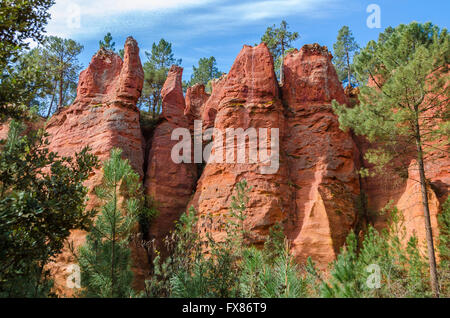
{"left": 77, "top": 148, "right": 146, "bottom": 298}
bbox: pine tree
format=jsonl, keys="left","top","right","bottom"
{"left": 238, "top": 247, "right": 265, "bottom": 297}
{"left": 187, "top": 56, "right": 223, "bottom": 89}
{"left": 146, "top": 206, "right": 205, "bottom": 297}
{"left": 196, "top": 180, "right": 252, "bottom": 298}
{"left": 262, "top": 223, "right": 285, "bottom": 265}
{"left": 332, "top": 26, "right": 359, "bottom": 87}
{"left": 140, "top": 39, "right": 181, "bottom": 117}
{"left": 239, "top": 226, "right": 307, "bottom": 298}
{"left": 99, "top": 32, "right": 116, "bottom": 51}
{"left": 321, "top": 231, "right": 361, "bottom": 297}
{"left": 321, "top": 204, "right": 431, "bottom": 298}
{"left": 261, "top": 20, "right": 299, "bottom": 84}
{"left": 42, "top": 36, "right": 83, "bottom": 113}
{"left": 146, "top": 181, "right": 252, "bottom": 298}
{"left": 333, "top": 22, "right": 449, "bottom": 297}
{"left": 260, "top": 241, "right": 306, "bottom": 298}
{"left": 77, "top": 148, "right": 142, "bottom": 298}
{"left": 438, "top": 198, "right": 450, "bottom": 296}
{"left": 304, "top": 257, "right": 323, "bottom": 297}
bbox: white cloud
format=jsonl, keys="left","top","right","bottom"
{"left": 175, "top": 0, "right": 340, "bottom": 36}
{"left": 51, "top": 0, "right": 213, "bottom": 17}
{"left": 232, "top": 0, "right": 329, "bottom": 21}
{"left": 45, "top": 0, "right": 215, "bottom": 37}
{"left": 45, "top": 0, "right": 340, "bottom": 39}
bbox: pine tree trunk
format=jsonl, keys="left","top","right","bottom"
{"left": 111, "top": 178, "right": 117, "bottom": 297}
{"left": 280, "top": 41, "right": 284, "bottom": 86}
{"left": 346, "top": 50, "right": 351, "bottom": 87}
{"left": 58, "top": 75, "right": 64, "bottom": 110}
{"left": 152, "top": 93, "right": 157, "bottom": 119}
{"left": 61, "top": 81, "right": 69, "bottom": 107}
{"left": 415, "top": 125, "right": 440, "bottom": 298}
{"left": 46, "top": 91, "right": 56, "bottom": 118}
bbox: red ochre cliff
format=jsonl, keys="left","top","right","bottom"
{"left": 4, "top": 39, "right": 445, "bottom": 296}
{"left": 43, "top": 37, "right": 147, "bottom": 296}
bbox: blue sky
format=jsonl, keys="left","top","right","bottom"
{"left": 45, "top": 0, "right": 449, "bottom": 81}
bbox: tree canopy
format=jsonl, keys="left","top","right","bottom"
{"left": 333, "top": 22, "right": 450, "bottom": 297}
{"left": 99, "top": 32, "right": 116, "bottom": 51}
{"left": 187, "top": 56, "right": 223, "bottom": 91}
{"left": 42, "top": 36, "right": 83, "bottom": 114}
{"left": 140, "top": 38, "right": 181, "bottom": 118}
{"left": 261, "top": 20, "right": 299, "bottom": 83}
{"left": 0, "top": 120, "right": 98, "bottom": 297}
{"left": 332, "top": 26, "right": 359, "bottom": 87}
{"left": 0, "top": 0, "right": 55, "bottom": 121}
{"left": 0, "top": 1, "right": 99, "bottom": 297}
{"left": 0, "top": 0, "right": 55, "bottom": 65}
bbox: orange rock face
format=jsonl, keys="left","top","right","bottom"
{"left": 13, "top": 35, "right": 446, "bottom": 297}
{"left": 282, "top": 43, "right": 347, "bottom": 106}
{"left": 184, "top": 83, "right": 210, "bottom": 123}
{"left": 45, "top": 37, "right": 146, "bottom": 297}
{"left": 357, "top": 138, "right": 446, "bottom": 253}
{"left": 282, "top": 44, "right": 360, "bottom": 266}
{"left": 190, "top": 43, "right": 291, "bottom": 245}
{"left": 76, "top": 38, "right": 143, "bottom": 108}
{"left": 0, "top": 117, "right": 45, "bottom": 141}
{"left": 397, "top": 161, "right": 442, "bottom": 248}
{"left": 177, "top": 43, "right": 362, "bottom": 267}
{"left": 201, "top": 74, "right": 227, "bottom": 128}
{"left": 182, "top": 43, "right": 361, "bottom": 267}
{"left": 0, "top": 121, "right": 9, "bottom": 140}
{"left": 145, "top": 65, "right": 198, "bottom": 252}
{"left": 47, "top": 37, "right": 144, "bottom": 174}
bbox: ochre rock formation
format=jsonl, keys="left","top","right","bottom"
{"left": 184, "top": 83, "right": 210, "bottom": 123}
{"left": 145, "top": 65, "right": 198, "bottom": 253}
{"left": 189, "top": 43, "right": 291, "bottom": 245}
{"left": 0, "top": 121, "right": 9, "bottom": 140}
{"left": 201, "top": 74, "right": 227, "bottom": 128}
{"left": 282, "top": 44, "right": 360, "bottom": 266}
{"left": 282, "top": 43, "right": 347, "bottom": 106}
{"left": 397, "top": 161, "right": 442, "bottom": 248}
{"left": 46, "top": 38, "right": 144, "bottom": 175}
{"left": 143, "top": 42, "right": 447, "bottom": 269}
{"left": 14, "top": 37, "right": 446, "bottom": 297}
{"left": 44, "top": 37, "right": 146, "bottom": 297}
